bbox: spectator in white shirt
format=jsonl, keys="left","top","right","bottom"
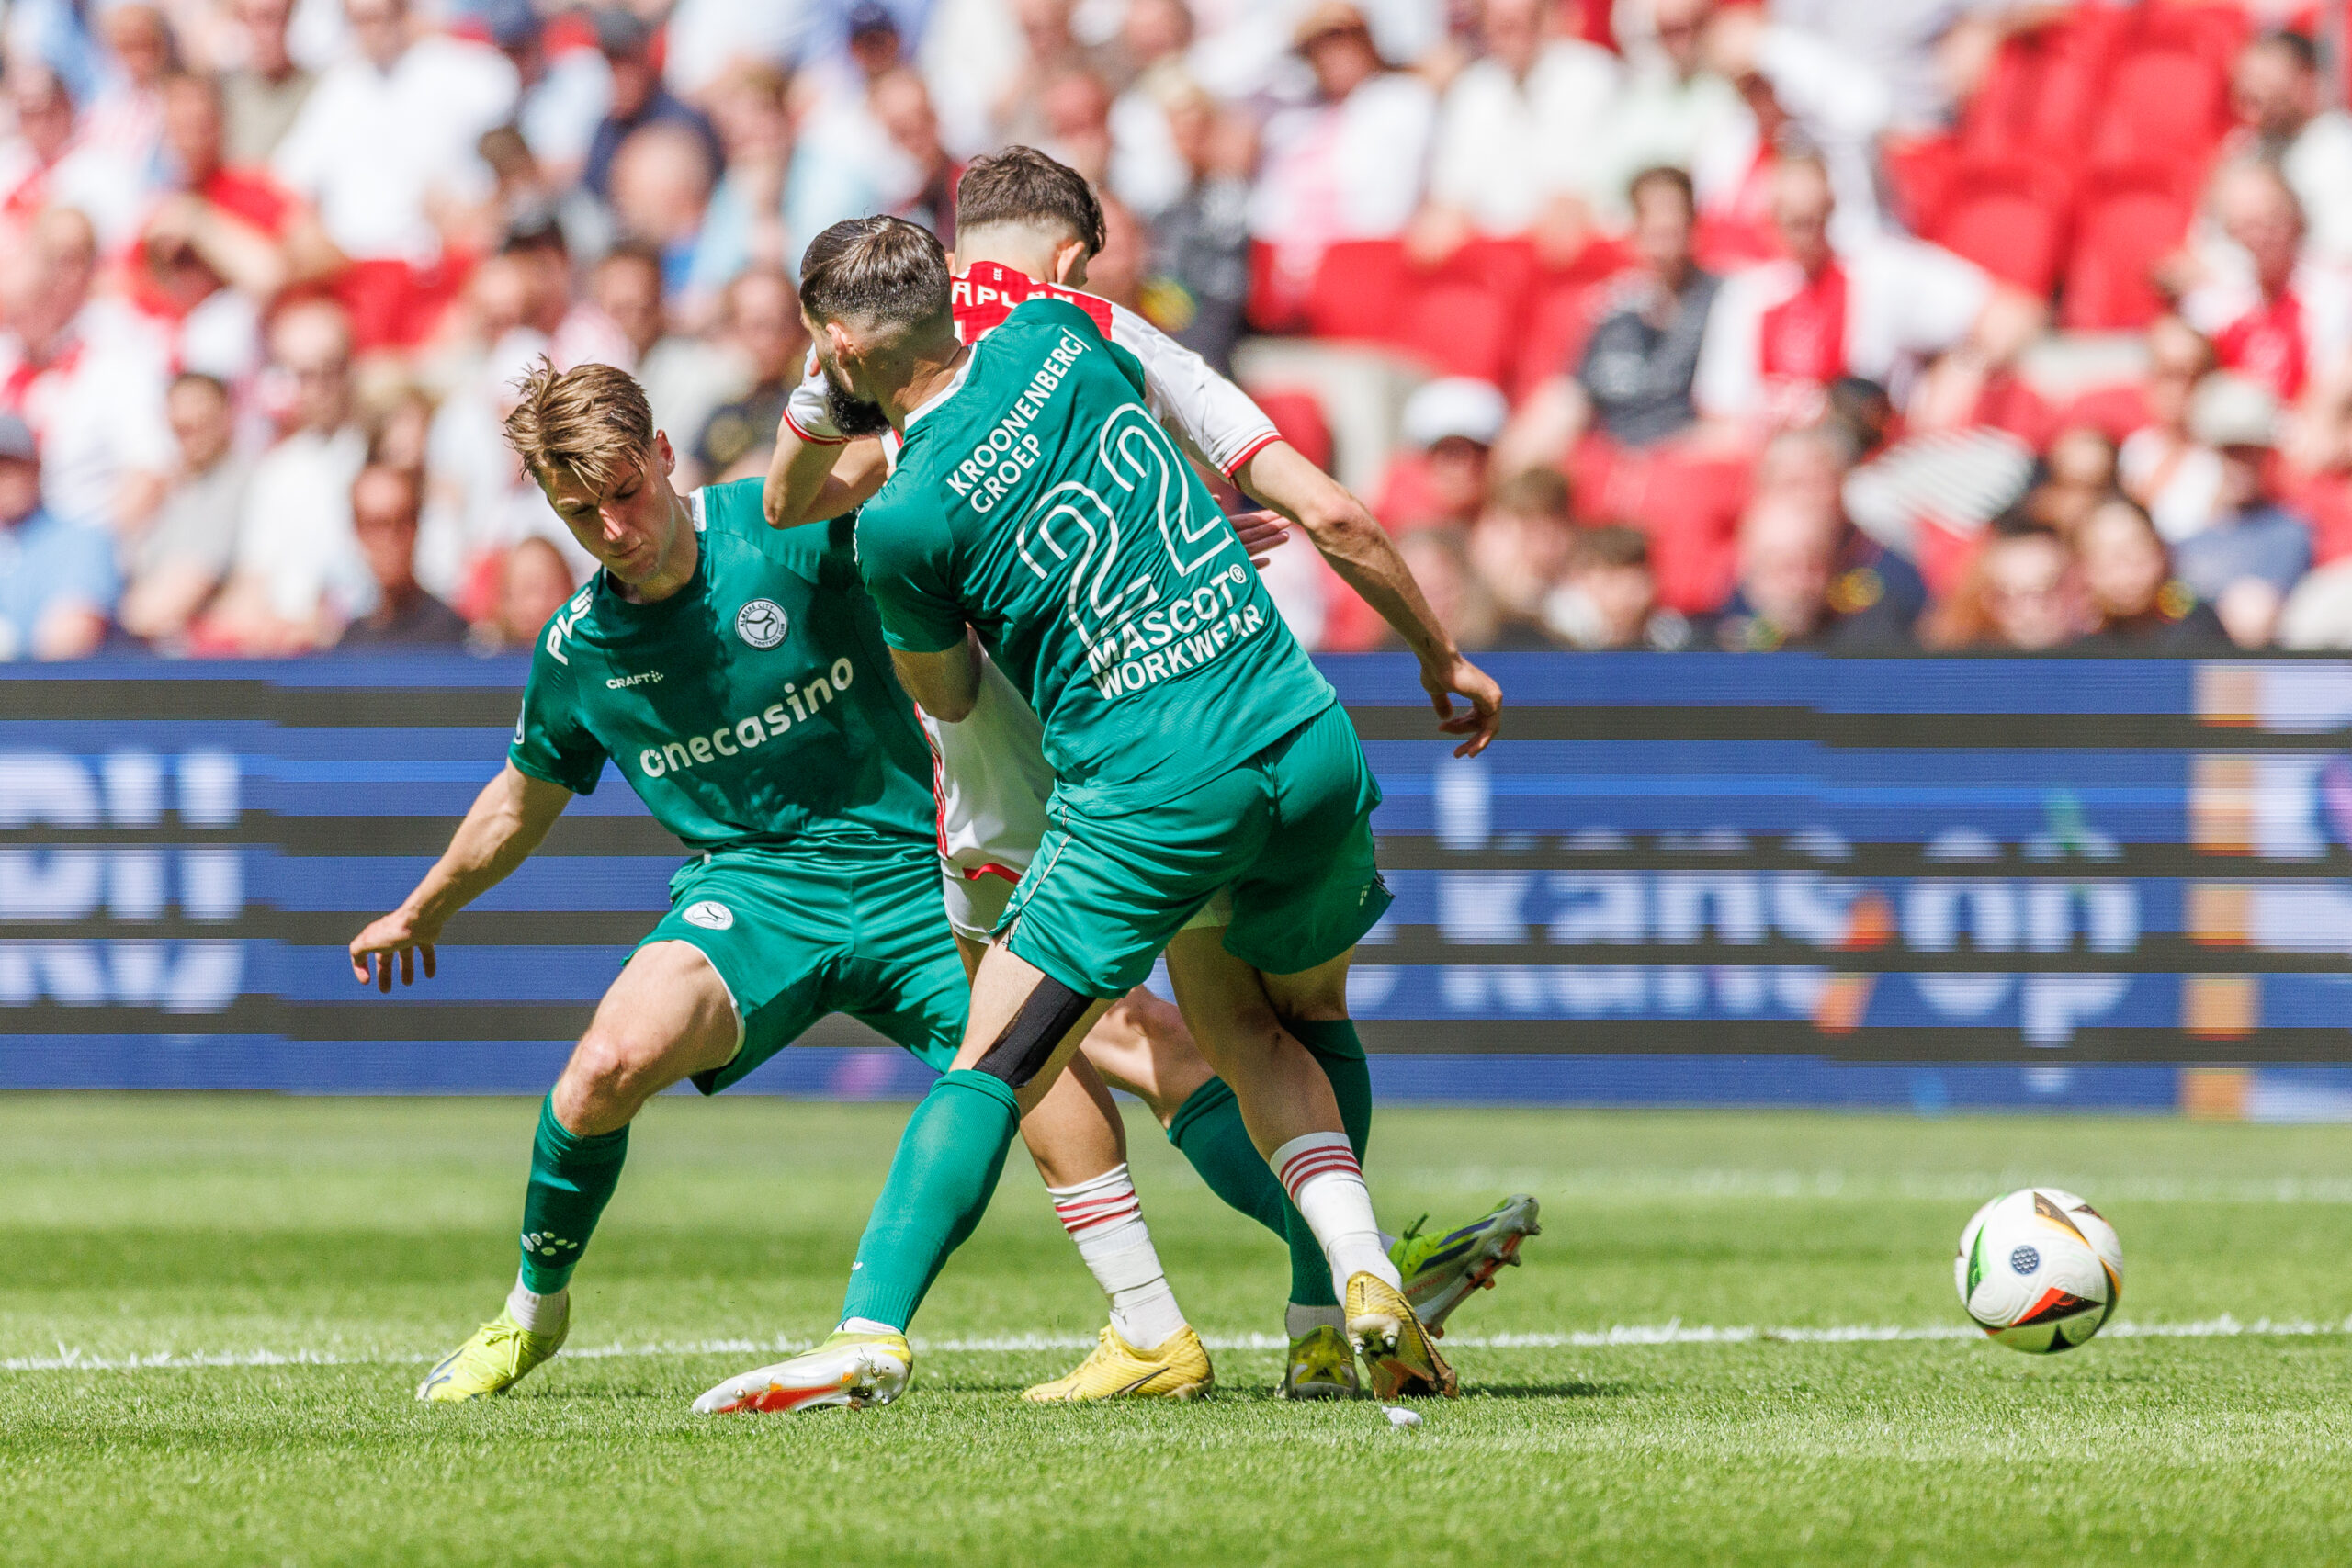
{"left": 2119, "top": 314, "right": 2224, "bottom": 544}
{"left": 2228, "top": 30, "right": 2352, "bottom": 265}
{"left": 0, "top": 205, "right": 174, "bottom": 534}
{"left": 269, "top": 0, "right": 517, "bottom": 348}
{"left": 0, "top": 62, "right": 149, "bottom": 246}
{"left": 1250, "top": 0, "right": 1439, "bottom": 308}
{"left": 1693, "top": 154, "right": 2044, "bottom": 441}
{"left": 201, "top": 299, "right": 371, "bottom": 652}
{"left": 1413, "top": 0, "right": 1618, "bottom": 261}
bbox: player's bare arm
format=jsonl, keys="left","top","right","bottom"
{"left": 1236, "top": 441, "right": 1503, "bottom": 758}
{"left": 762, "top": 423, "right": 889, "bottom": 529}
{"left": 348, "top": 763, "right": 572, "bottom": 991}
{"left": 888, "top": 633, "right": 984, "bottom": 724}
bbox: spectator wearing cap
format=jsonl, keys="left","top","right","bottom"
{"left": 1467, "top": 468, "right": 1577, "bottom": 646}
{"left": 338, "top": 462, "right": 466, "bottom": 647}
{"left": 1496, "top": 166, "right": 1719, "bottom": 475}
{"left": 2072, "top": 497, "right": 2230, "bottom": 652}
{"left": 1927, "top": 520, "right": 2079, "bottom": 653}
{"left": 1375, "top": 377, "right": 1508, "bottom": 532}
{"left": 1249, "top": 1, "right": 1438, "bottom": 310}
{"left": 580, "top": 7, "right": 722, "bottom": 205}
{"left": 202, "top": 299, "right": 371, "bottom": 653}
{"left": 2118, "top": 315, "right": 2223, "bottom": 543}
{"left": 269, "top": 0, "right": 519, "bottom": 353}
{"left": 1547, "top": 525, "right": 1688, "bottom": 649}
{"left": 0, "top": 206, "right": 175, "bottom": 536}
{"left": 2228, "top": 30, "right": 2352, "bottom": 267}
{"left": 220, "top": 0, "right": 314, "bottom": 165}
{"left": 0, "top": 411, "right": 114, "bottom": 660}
{"left": 1692, "top": 153, "right": 2045, "bottom": 441}
{"left": 118, "top": 371, "right": 249, "bottom": 648}
{"left": 1411, "top": 0, "right": 1619, "bottom": 263}
{"left": 2173, "top": 373, "right": 2313, "bottom": 649}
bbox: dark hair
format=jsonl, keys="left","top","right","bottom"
{"left": 955, "top": 145, "right": 1107, "bottom": 257}
{"left": 1577, "top": 524, "right": 1651, "bottom": 571}
{"left": 1627, "top": 164, "right": 1695, "bottom": 214}
{"left": 799, "top": 216, "right": 952, "bottom": 334}
{"left": 2256, "top": 28, "right": 2320, "bottom": 73}
{"left": 596, "top": 238, "right": 664, "bottom": 276}
{"left": 1488, "top": 466, "right": 1572, "bottom": 520}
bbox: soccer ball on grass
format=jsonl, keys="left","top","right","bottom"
{"left": 1953, "top": 1188, "right": 2124, "bottom": 1353}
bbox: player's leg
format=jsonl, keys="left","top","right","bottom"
{"left": 950, "top": 901, "right": 1208, "bottom": 1396}
{"left": 417, "top": 939, "right": 740, "bottom": 1402}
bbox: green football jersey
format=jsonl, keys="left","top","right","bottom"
{"left": 508, "top": 478, "right": 937, "bottom": 854}
{"left": 855, "top": 297, "right": 1334, "bottom": 813}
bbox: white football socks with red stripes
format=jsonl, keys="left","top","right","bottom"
{"left": 1272, "top": 1132, "right": 1401, "bottom": 1302}
{"left": 1046, "top": 1162, "right": 1189, "bottom": 1351}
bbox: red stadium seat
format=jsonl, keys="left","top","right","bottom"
{"left": 2089, "top": 45, "right": 2231, "bottom": 169}
{"left": 1956, "top": 10, "right": 2124, "bottom": 164}
{"left": 1302, "top": 240, "right": 1411, "bottom": 344}
{"left": 2061, "top": 164, "right": 2198, "bottom": 330}
{"left": 1389, "top": 238, "right": 1537, "bottom": 383}
{"left": 1928, "top": 160, "right": 2073, "bottom": 297}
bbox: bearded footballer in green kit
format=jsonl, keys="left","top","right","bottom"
{"left": 689, "top": 216, "right": 1503, "bottom": 1416}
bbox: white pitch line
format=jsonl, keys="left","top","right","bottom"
{"left": 10, "top": 1314, "right": 2350, "bottom": 1374}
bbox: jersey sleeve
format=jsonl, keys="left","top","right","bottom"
{"left": 854, "top": 499, "right": 967, "bottom": 653}
{"left": 1105, "top": 300, "right": 1282, "bottom": 479}
{"left": 506, "top": 621, "right": 606, "bottom": 795}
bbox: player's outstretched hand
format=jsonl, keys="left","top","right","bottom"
{"left": 1421, "top": 652, "right": 1503, "bottom": 759}
{"left": 1230, "top": 509, "right": 1291, "bottom": 569}
{"left": 349, "top": 910, "right": 439, "bottom": 994}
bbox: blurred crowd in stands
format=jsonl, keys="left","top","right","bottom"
{"left": 6, "top": 0, "right": 2352, "bottom": 658}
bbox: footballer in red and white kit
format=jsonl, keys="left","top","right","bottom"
{"left": 783, "top": 261, "right": 1278, "bottom": 940}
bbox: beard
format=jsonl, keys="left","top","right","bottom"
{"left": 824, "top": 377, "right": 890, "bottom": 438}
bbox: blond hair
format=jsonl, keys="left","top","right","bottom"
{"left": 503, "top": 357, "right": 654, "bottom": 491}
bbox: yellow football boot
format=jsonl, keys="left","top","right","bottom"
{"left": 1280, "top": 1324, "right": 1361, "bottom": 1400}
{"left": 415, "top": 1307, "right": 568, "bottom": 1402}
{"left": 1021, "top": 1324, "right": 1214, "bottom": 1403}
{"left": 1345, "top": 1272, "right": 1458, "bottom": 1400}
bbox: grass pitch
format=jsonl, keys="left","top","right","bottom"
{"left": 6, "top": 1096, "right": 2352, "bottom": 1566}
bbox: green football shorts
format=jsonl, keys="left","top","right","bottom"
{"left": 634, "top": 840, "right": 969, "bottom": 1093}
{"left": 999, "top": 701, "right": 1393, "bottom": 998}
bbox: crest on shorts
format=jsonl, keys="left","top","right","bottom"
{"left": 735, "top": 599, "right": 787, "bottom": 649}
{"left": 682, "top": 901, "right": 734, "bottom": 931}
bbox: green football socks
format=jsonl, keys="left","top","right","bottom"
{"left": 1166, "top": 1021, "right": 1374, "bottom": 1311}
{"left": 837, "top": 1069, "right": 1021, "bottom": 1331}
{"left": 516, "top": 1095, "right": 629, "bottom": 1294}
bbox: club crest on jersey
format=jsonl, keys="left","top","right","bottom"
{"left": 682, "top": 901, "right": 734, "bottom": 931}
{"left": 735, "top": 599, "right": 787, "bottom": 649}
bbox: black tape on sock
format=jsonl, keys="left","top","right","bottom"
{"left": 972, "top": 976, "right": 1093, "bottom": 1089}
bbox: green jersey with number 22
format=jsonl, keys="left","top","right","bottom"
{"left": 855, "top": 297, "right": 1335, "bottom": 814}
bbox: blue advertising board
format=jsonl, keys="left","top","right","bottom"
{"left": 4, "top": 653, "right": 2348, "bottom": 1112}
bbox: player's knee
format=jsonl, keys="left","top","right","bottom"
{"left": 567, "top": 1023, "right": 665, "bottom": 1102}
{"left": 975, "top": 976, "right": 1095, "bottom": 1089}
